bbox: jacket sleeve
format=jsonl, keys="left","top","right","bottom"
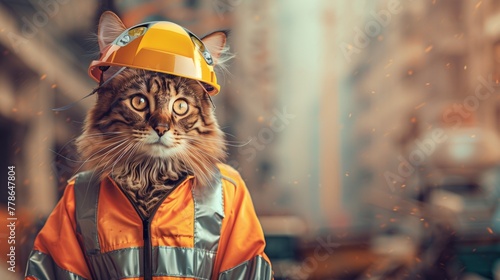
{"left": 25, "top": 182, "right": 91, "bottom": 280}
{"left": 214, "top": 166, "right": 273, "bottom": 280}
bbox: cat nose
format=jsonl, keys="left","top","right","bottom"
{"left": 154, "top": 123, "right": 169, "bottom": 137}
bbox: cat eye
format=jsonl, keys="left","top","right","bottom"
{"left": 173, "top": 99, "right": 189, "bottom": 116}
{"left": 130, "top": 95, "right": 149, "bottom": 111}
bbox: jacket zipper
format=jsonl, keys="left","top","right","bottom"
{"left": 117, "top": 176, "right": 188, "bottom": 280}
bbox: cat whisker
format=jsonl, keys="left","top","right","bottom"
{"left": 51, "top": 136, "right": 130, "bottom": 163}
{"left": 123, "top": 142, "right": 144, "bottom": 169}
{"left": 110, "top": 141, "right": 141, "bottom": 173}
{"left": 105, "top": 143, "right": 137, "bottom": 175}
{"left": 92, "top": 140, "right": 132, "bottom": 172}
{"left": 180, "top": 136, "right": 248, "bottom": 148}
{"left": 75, "top": 138, "right": 130, "bottom": 174}
{"left": 53, "top": 132, "right": 127, "bottom": 160}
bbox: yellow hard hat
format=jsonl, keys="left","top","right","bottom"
{"left": 88, "top": 21, "right": 220, "bottom": 95}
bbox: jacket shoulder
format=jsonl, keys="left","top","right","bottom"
{"left": 217, "top": 163, "right": 243, "bottom": 188}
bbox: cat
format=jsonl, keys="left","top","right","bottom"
{"left": 26, "top": 12, "right": 272, "bottom": 280}
{"left": 76, "top": 13, "right": 228, "bottom": 217}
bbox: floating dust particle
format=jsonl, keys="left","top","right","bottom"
{"left": 471, "top": 134, "right": 476, "bottom": 138}
{"left": 385, "top": 73, "right": 391, "bottom": 78}
{"left": 415, "top": 102, "right": 426, "bottom": 110}
{"left": 40, "top": 74, "right": 47, "bottom": 80}
{"left": 377, "top": 35, "right": 384, "bottom": 41}
{"left": 411, "top": 117, "right": 417, "bottom": 123}
{"left": 12, "top": 108, "right": 18, "bottom": 112}
{"left": 51, "top": 84, "right": 57, "bottom": 89}
{"left": 257, "top": 116, "right": 264, "bottom": 122}
{"left": 348, "top": 113, "right": 352, "bottom": 118}
{"left": 384, "top": 59, "right": 393, "bottom": 69}
{"left": 345, "top": 172, "right": 349, "bottom": 177}
{"left": 254, "top": 15, "right": 260, "bottom": 21}
{"left": 464, "top": 65, "right": 467, "bottom": 70}
{"left": 475, "top": 1, "right": 482, "bottom": 9}
{"left": 36, "top": 111, "right": 43, "bottom": 116}
{"left": 408, "top": 70, "right": 414, "bottom": 75}
{"left": 487, "top": 227, "right": 494, "bottom": 234}
{"left": 425, "top": 82, "right": 431, "bottom": 86}
{"left": 425, "top": 45, "right": 433, "bottom": 53}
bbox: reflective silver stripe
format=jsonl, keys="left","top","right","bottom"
{"left": 218, "top": 255, "right": 273, "bottom": 280}
{"left": 192, "top": 171, "right": 224, "bottom": 252}
{"left": 154, "top": 247, "right": 216, "bottom": 279}
{"left": 85, "top": 247, "right": 215, "bottom": 279}
{"left": 74, "top": 171, "right": 101, "bottom": 255}
{"left": 87, "top": 247, "right": 142, "bottom": 279}
{"left": 25, "top": 250, "right": 86, "bottom": 280}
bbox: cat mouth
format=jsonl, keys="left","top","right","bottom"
{"left": 148, "top": 138, "right": 176, "bottom": 149}
{"left": 150, "top": 141, "right": 170, "bottom": 147}
{"left": 145, "top": 142, "right": 182, "bottom": 158}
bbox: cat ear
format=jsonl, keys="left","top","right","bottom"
{"left": 98, "top": 11, "right": 127, "bottom": 51}
{"left": 201, "top": 31, "right": 228, "bottom": 65}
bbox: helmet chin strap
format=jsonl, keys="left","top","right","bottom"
{"left": 196, "top": 80, "right": 216, "bottom": 111}
{"left": 52, "top": 67, "right": 126, "bottom": 112}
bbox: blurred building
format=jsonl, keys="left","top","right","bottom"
{"left": 327, "top": 0, "right": 500, "bottom": 226}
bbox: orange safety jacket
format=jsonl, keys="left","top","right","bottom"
{"left": 25, "top": 164, "right": 272, "bottom": 279}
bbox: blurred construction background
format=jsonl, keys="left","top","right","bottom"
{"left": 2, "top": 0, "right": 500, "bottom": 279}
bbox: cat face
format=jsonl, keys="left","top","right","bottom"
{"left": 76, "top": 12, "right": 228, "bottom": 187}
{"left": 93, "top": 70, "right": 219, "bottom": 158}
{"left": 78, "top": 68, "right": 225, "bottom": 186}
